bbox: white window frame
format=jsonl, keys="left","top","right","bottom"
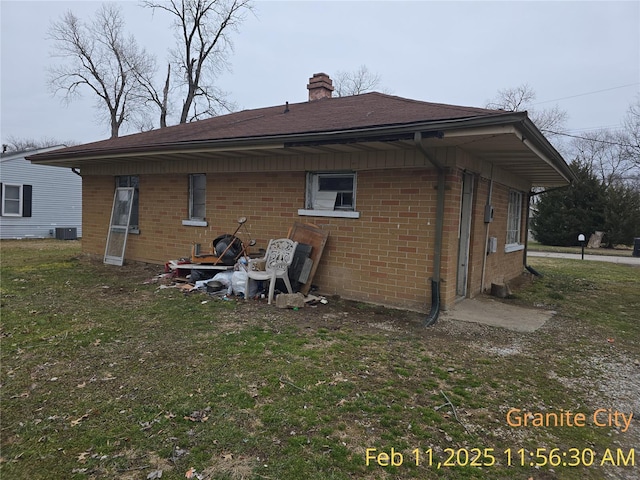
{"left": 505, "top": 190, "right": 524, "bottom": 253}
{"left": 115, "top": 176, "right": 140, "bottom": 233}
{"left": 1, "top": 183, "right": 23, "bottom": 216}
{"left": 298, "top": 172, "right": 360, "bottom": 219}
{"left": 183, "top": 174, "right": 208, "bottom": 227}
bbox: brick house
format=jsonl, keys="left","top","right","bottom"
{"left": 28, "top": 73, "right": 573, "bottom": 315}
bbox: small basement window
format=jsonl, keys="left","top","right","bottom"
{"left": 183, "top": 174, "right": 207, "bottom": 227}
{"left": 298, "top": 172, "right": 360, "bottom": 218}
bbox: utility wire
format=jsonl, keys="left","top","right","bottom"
{"left": 544, "top": 130, "right": 635, "bottom": 148}
{"left": 566, "top": 124, "right": 624, "bottom": 134}
{"left": 532, "top": 83, "right": 640, "bottom": 106}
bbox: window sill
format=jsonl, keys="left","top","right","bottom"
{"left": 504, "top": 243, "right": 524, "bottom": 253}
{"left": 182, "top": 219, "right": 208, "bottom": 227}
{"left": 129, "top": 228, "right": 140, "bottom": 235}
{"left": 298, "top": 209, "right": 360, "bottom": 219}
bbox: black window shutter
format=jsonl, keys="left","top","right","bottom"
{"left": 22, "top": 185, "right": 32, "bottom": 217}
{"left": 0, "top": 183, "right": 3, "bottom": 216}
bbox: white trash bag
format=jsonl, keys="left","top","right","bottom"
{"left": 231, "top": 270, "right": 248, "bottom": 296}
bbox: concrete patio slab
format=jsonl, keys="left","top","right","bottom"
{"left": 443, "top": 296, "right": 554, "bottom": 333}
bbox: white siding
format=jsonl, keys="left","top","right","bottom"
{"left": 0, "top": 148, "right": 82, "bottom": 239}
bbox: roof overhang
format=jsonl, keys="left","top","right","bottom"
{"left": 28, "top": 112, "right": 573, "bottom": 187}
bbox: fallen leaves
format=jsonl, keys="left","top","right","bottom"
{"left": 185, "top": 467, "right": 201, "bottom": 479}
{"left": 9, "top": 391, "right": 29, "bottom": 399}
{"left": 329, "top": 372, "right": 349, "bottom": 385}
{"left": 183, "top": 452, "right": 238, "bottom": 479}
{"left": 70, "top": 411, "right": 92, "bottom": 427}
{"left": 246, "top": 384, "right": 259, "bottom": 398}
{"left": 184, "top": 407, "right": 210, "bottom": 423}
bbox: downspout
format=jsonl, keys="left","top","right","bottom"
{"left": 71, "top": 168, "right": 81, "bottom": 177}
{"left": 414, "top": 132, "right": 445, "bottom": 326}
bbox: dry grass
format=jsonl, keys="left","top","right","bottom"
{"left": 1, "top": 240, "right": 638, "bottom": 479}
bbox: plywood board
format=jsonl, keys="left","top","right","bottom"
{"left": 287, "top": 222, "right": 329, "bottom": 295}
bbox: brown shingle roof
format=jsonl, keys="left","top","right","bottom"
{"left": 27, "top": 90, "right": 575, "bottom": 185}
{"left": 43, "top": 92, "right": 503, "bottom": 155}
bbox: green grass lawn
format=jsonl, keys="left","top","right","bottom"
{"left": 1, "top": 240, "right": 638, "bottom": 479}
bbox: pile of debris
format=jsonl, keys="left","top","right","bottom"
{"left": 149, "top": 220, "right": 331, "bottom": 310}
{"left": 147, "top": 271, "right": 328, "bottom": 309}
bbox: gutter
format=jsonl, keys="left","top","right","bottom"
{"left": 28, "top": 112, "right": 529, "bottom": 166}
{"left": 517, "top": 118, "right": 576, "bottom": 183}
{"left": 414, "top": 132, "right": 445, "bottom": 326}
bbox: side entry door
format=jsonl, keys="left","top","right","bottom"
{"left": 456, "top": 173, "right": 474, "bottom": 297}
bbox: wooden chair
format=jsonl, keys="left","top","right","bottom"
{"left": 245, "top": 238, "right": 298, "bottom": 304}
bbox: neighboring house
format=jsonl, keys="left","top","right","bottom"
{"left": 1, "top": 146, "right": 82, "bottom": 240}
{"left": 28, "top": 73, "right": 573, "bottom": 312}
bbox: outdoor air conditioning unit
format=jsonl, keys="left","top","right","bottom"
{"left": 55, "top": 227, "right": 78, "bottom": 240}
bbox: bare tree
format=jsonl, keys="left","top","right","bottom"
{"left": 47, "top": 4, "right": 155, "bottom": 138}
{"left": 485, "top": 84, "right": 568, "bottom": 136}
{"left": 142, "top": 0, "right": 252, "bottom": 123}
{"left": 570, "top": 130, "right": 636, "bottom": 188}
{"left": 568, "top": 97, "right": 640, "bottom": 186}
{"left": 130, "top": 55, "right": 172, "bottom": 129}
{"left": 621, "top": 95, "right": 640, "bottom": 168}
{"left": 333, "top": 65, "right": 386, "bottom": 97}
{"left": 1, "top": 136, "right": 75, "bottom": 154}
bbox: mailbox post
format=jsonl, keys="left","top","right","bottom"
{"left": 578, "top": 233, "right": 586, "bottom": 260}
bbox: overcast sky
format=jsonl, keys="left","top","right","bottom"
{"left": 1, "top": 0, "right": 639, "bottom": 148}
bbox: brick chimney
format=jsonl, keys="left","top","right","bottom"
{"left": 307, "top": 72, "right": 334, "bottom": 101}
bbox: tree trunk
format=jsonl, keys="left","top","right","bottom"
{"left": 110, "top": 117, "right": 119, "bottom": 138}
{"left": 160, "top": 63, "right": 170, "bottom": 128}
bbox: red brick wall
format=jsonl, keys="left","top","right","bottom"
{"left": 465, "top": 176, "right": 526, "bottom": 298}
{"left": 83, "top": 169, "right": 450, "bottom": 310}
{"left": 81, "top": 166, "right": 525, "bottom": 311}
{"left": 82, "top": 176, "right": 113, "bottom": 256}
{"left": 84, "top": 172, "right": 307, "bottom": 264}
{"left": 311, "top": 169, "right": 441, "bottom": 310}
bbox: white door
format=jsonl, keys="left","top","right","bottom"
{"left": 104, "top": 187, "right": 135, "bottom": 266}
{"left": 456, "top": 174, "right": 474, "bottom": 297}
